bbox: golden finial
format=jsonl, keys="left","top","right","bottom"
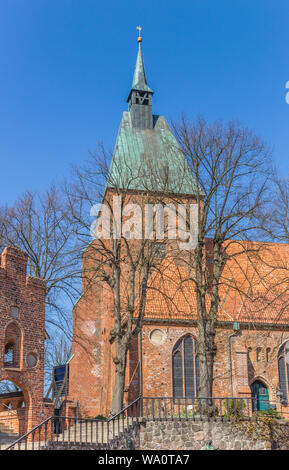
{"left": 136, "top": 26, "right": 142, "bottom": 43}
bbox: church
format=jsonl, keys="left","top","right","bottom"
{"left": 68, "top": 35, "right": 289, "bottom": 419}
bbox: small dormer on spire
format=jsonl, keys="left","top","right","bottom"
{"left": 127, "top": 27, "right": 154, "bottom": 129}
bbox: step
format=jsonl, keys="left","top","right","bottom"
{"left": 4, "top": 418, "right": 139, "bottom": 450}
{"left": 0, "top": 423, "right": 16, "bottom": 434}
{"left": 2, "top": 441, "right": 46, "bottom": 451}
{"left": 0, "top": 431, "right": 19, "bottom": 443}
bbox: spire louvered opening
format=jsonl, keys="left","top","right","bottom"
{"left": 172, "top": 335, "right": 199, "bottom": 399}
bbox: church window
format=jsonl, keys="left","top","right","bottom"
{"left": 278, "top": 341, "right": 289, "bottom": 404}
{"left": 172, "top": 335, "right": 199, "bottom": 399}
{"left": 4, "top": 343, "right": 15, "bottom": 367}
{"left": 256, "top": 347, "right": 262, "bottom": 361}
{"left": 4, "top": 322, "right": 22, "bottom": 368}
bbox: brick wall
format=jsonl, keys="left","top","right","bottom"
{"left": 70, "top": 316, "right": 289, "bottom": 417}
{"left": 0, "top": 246, "right": 48, "bottom": 435}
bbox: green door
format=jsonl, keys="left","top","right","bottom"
{"left": 250, "top": 380, "right": 269, "bottom": 411}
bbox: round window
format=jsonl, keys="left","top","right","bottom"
{"left": 26, "top": 353, "right": 37, "bottom": 368}
{"left": 149, "top": 329, "right": 165, "bottom": 346}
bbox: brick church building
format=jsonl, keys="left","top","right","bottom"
{"left": 69, "top": 38, "right": 289, "bottom": 418}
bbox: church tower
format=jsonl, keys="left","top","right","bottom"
{"left": 107, "top": 34, "right": 197, "bottom": 196}
{"left": 69, "top": 32, "right": 198, "bottom": 418}
{"left": 127, "top": 34, "right": 154, "bottom": 130}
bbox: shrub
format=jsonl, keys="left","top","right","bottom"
{"left": 257, "top": 408, "right": 281, "bottom": 419}
{"left": 223, "top": 399, "right": 246, "bottom": 419}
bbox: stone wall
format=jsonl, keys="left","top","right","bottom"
{"left": 139, "top": 419, "right": 289, "bottom": 451}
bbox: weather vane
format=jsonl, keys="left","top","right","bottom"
{"left": 136, "top": 26, "right": 142, "bottom": 43}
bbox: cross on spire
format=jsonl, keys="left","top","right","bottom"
{"left": 136, "top": 26, "right": 142, "bottom": 43}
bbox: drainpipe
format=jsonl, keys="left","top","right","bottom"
{"left": 228, "top": 322, "right": 240, "bottom": 396}
{"left": 139, "top": 328, "right": 143, "bottom": 416}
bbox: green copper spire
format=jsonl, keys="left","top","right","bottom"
{"left": 131, "top": 42, "right": 153, "bottom": 94}
{"left": 127, "top": 30, "right": 154, "bottom": 129}
{"left": 106, "top": 30, "right": 198, "bottom": 196}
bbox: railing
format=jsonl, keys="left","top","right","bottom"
{"left": 5, "top": 397, "right": 141, "bottom": 450}
{"left": 141, "top": 397, "right": 258, "bottom": 421}
{"left": 142, "top": 397, "right": 289, "bottom": 421}
{"left": 5, "top": 396, "right": 286, "bottom": 450}
{"left": 4, "top": 416, "right": 54, "bottom": 450}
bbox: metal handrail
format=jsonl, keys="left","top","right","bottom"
{"left": 5, "top": 415, "right": 53, "bottom": 450}
{"left": 107, "top": 396, "right": 141, "bottom": 421}
{"left": 5, "top": 397, "right": 141, "bottom": 450}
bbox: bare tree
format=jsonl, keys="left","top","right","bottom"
{"left": 67, "top": 149, "right": 178, "bottom": 415}
{"left": 0, "top": 380, "right": 20, "bottom": 395}
{"left": 44, "top": 333, "right": 72, "bottom": 396}
{"left": 251, "top": 174, "right": 289, "bottom": 324}
{"left": 267, "top": 175, "right": 289, "bottom": 243}
{"left": 171, "top": 116, "right": 274, "bottom": 398}
{"left": 0, "top": 186, "right": 81, "bottom": 339}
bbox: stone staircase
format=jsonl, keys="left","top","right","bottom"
{"left": 0, "top": 421, "right": 20, "bottom": 450}
{"left": 0, "top": 421, "right": 15, "bottom": 434}
{"left": 60, "top": 417, "right": 137, "bottom": 443}
{"left": 0, "top": 431, "right": 20, "bottom": 450}
{"left": 4, "top": 417, "right": 138, "bottom": 450}
{"left": 4, "top": 397, "right": 141, "bottom": 450}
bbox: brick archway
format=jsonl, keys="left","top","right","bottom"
{"left": 0, "top": 377, "right": 31, "bottom": 436}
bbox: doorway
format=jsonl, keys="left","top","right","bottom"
{"left": 250, "top": 380, "right": 269, "bottom": 411}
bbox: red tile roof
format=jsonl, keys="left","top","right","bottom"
{"left": 138, "top": 240, "right": 289, "bottom": 325}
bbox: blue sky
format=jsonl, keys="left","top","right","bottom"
{"left": 0, "top": 0, "right": 289, "bottom": 204}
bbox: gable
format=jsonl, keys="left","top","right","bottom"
{"left": 107, "top": 112, "right": 198, "bottom": 195}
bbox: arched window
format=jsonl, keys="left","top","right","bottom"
{"left": 256, "top": 347, "right": 262, "bottom": 362}
{"left": 4, "top": 342, "right": 15, "bottom": 367}
{"left": 172, "top": 335, "right": 199, "bottom": 398}
{"left": 4, "top": 322, "right": 21, "bottom": 368}
{"left": 248, "top": 347, "right": 252, "bottom": 359}
{"left": 278, "top": 342, "right": 289, "bottom": 403}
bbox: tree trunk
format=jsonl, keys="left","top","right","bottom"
{"left": 198, "top": 346, "right": 215, "bottom": 398}
{"left": 110, "top": 344, "right": 127, "bottom": 416}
